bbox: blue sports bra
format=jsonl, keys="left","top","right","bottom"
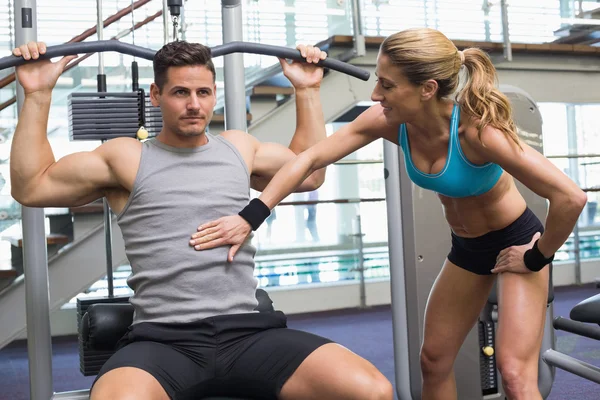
{"left": 398, "top": 104, "right": 503, "bottom": 198}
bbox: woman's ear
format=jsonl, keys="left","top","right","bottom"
{"left": 420, "top": 79, "right": 439, "bottom": 101}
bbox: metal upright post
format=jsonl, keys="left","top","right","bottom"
{"left": 163, "top": 0, "right": 170, "bottom": 44}
{"left": 500, "top": 0, "right": 513, "bottom": 61}
{"left": 566, "top": 105, "right": 582, "bottom": 284}
{"left": 96, "top": 0, "right": 114, "bottom": 299}
{"left": 180, "top": 0, "right": 187, "bottom": 40}
{"left": 355, "top": 213, "right": 366, "bottom": 309}
{"left": 221, "top": 0, "right": 247, "bottom": 131}
{"left": 15, "top": 1, "right": 54, "bottom": 399}
{"left": 351, "top": 0, "right": 365, "bottom": 57}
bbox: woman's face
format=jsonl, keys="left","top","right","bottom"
{"left": 371, "top": 52, "right": 423, "bottom": 126}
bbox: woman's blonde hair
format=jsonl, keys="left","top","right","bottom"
{"left": 380, "top": 28, "right": 521, "bottom": 149}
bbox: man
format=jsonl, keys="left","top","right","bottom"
{"left": 10, "top": 41, "right": 392, "bottom": 400}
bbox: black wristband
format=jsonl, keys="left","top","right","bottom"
{"left": 238, "top": 198, "right": 271, "bottom": 231}
{"left": 523, "top": 239, "right": 554, "bottom": 272}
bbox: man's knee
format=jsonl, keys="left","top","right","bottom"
{"left": 344, "top": 366, "right": 393, "bottom": 400}
{"left": 367, "top": 373, "right": 394, "bottom": 400}
{"left": 90, "top": 367, "right": 169, "bottom": 400}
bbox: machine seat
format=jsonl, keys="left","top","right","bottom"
{"left": 570, "top": 293, "right": 600, "bottom": 324}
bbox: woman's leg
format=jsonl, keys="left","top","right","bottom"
{"left": 496, "top": 266, "right": 550, "bottom": 400}
{"left": 421, "top": 260, "right": 496, "bottom": 400}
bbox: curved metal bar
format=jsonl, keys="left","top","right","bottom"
{"left": 0, "top": 40, "right": 370, "bottom": 81}
{"left": 0, "top": 41, "right": 156, "bottom": 67}
{"left": 210, "top": 42, "right": 369, "bottom": 80}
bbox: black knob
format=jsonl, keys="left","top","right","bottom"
{"left": 168, "top": 0, "right": 183, "bottom": 17}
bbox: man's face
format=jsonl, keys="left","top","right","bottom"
{"left": 150, "top": 65, "right": 217, "bottom": 137}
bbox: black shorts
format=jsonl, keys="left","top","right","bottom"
{"left": 448, "top": 207, "right": 545, "bottom": 275}
{"left": 92, "top": 311, "right": 332, "bottom": 400}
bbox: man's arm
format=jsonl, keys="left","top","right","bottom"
{"left": 250, "top": 46, "right": 328, "bottom": 192}
{"left": 10, "top": 42, "right": 123, "bottom": 207}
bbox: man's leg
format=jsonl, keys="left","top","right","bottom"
{"left": 90, "top": 341, "right": 206, "bottom": 400}
{"left": 279, "top": 342, "right": 393, "bottom": 400}
{"left": 91, "top": 367, "right": 169, "bottom": 400}
{"left": 221, "top": 316, "right": 392, "bottom": 400}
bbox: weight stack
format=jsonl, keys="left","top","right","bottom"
{"left": 478, "top": 320, "right": 499, "bottom": 395}
{"left": 144, "top": 94, "right": 163, "bottom": 137}
{"left": 69, "top": 91, "right": 147, "bottom": 141}
{"left": 76, "top": 295, "right": 131, "bottom": 376}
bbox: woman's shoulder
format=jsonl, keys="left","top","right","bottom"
{"left": 350, "top": 104, "right": 401, "bottom": 144}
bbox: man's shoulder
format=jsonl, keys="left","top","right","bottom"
{"left": 98, "top": 137, "right": 142, "bottom": 158}
{"left": 103, "top": 136, "right": 143, "bottom": 149}
{"left": 220, "top": 129, "right": 250, "bottom": 141}
{"left": 219, "top": 129, "right": 259, "bottom": 151}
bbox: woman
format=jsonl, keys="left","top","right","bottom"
{"left": 189, "top": 28, "right": 586, "bottom": 400}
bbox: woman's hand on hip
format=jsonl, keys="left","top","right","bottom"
{"left": 491, "top": 232, "right": 542, "bottom": 274}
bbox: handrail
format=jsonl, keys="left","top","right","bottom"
{"left": 278, "top": 198, "right": 386, "bottom": 207}
{"left": 0, "top": 9, "right": 162, "bottom": 113}
{"left": 0, "top": 41, "right": 370, "bottom": 81}
{"left": 547, "top": 154, "right": 600, "bottom": 159}
{"left": 0, "top": 0, "right": 152, "bottom": 90}
{"left": 0, "top": 97, "right": 16, "bottom": 111}
{"left": 59, "top": 10, "right": 164, "bottom": 77}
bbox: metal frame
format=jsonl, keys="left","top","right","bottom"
{"left": 543, "top": 350, "right": 600, "bottom": 384}
{"left": 546, "top": 316, "right": 600, "bottom": 383}
{"left": 500, "top": 0, "right": 513, "bottom": 61}
{"left": 14, "top": 2, "right": 54, "bottom": 400}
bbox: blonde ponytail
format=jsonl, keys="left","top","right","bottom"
{"left": 458, "top": 48, "right": 522, "bottom": 150}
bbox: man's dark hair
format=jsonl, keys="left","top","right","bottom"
{"left": 153, "top": 41, "right": 216, "bottom": 90}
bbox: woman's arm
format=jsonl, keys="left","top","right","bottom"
{"left": 467, "top": 125, "right": 587, "bottom": 259}
{"left": 257, "top": 120, "right": 378, "bottom": 209}
{"left": 190, "top": 104, "right": 396, "bottom": 260}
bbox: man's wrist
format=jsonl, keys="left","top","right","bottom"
{"left": 25, "top": 91, "right": 52, "bottom": 104}
{"left": 294, "top": 86, "right": 321, "bottom": 95}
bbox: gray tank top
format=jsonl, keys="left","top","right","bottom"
{"left": 117, "top": 133, "right": 259, "bottom": 325}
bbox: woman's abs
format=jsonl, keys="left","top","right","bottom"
{"left": 439, "top": 173, "right": 528, "bottom": 238}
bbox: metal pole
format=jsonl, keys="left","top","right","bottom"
{"left": 15, "top": 2, "right": 54, "bottom": 399}
{"left": 97, "top": 0, "right": 113, "bottom": 297}
{"left": 221, "top": 0, "right": 247, "bottom": 131}
{"left": 543, "top": 349, "right": 600, "bottom": 384}
{"left": 573, "top": 223, "right": 581, "bottom": 284}
{"left": 383, "top": 140, "right": 416, "bottom": 399}
{"left": 482, "top": 0, "right": 492, "bottom": 42}
{"left": 554, "top": 316, "right": 600, "bottom": 341}
{"left": 96, "top": 0, "right": 104, "bottom": 75}
{"left": 351, "top": 0, "right": 365, "bottom": 57}
{"left": 566, "top": 105, "right": 582, "bottom": 284}
{"left": 355, "top": 213, "right": 366, "bottom": 309}
{"left": 500, "top": 0, "right": 512, "bottom": 61}
{"left": 103, "top": 202, "right": 114, "bottom": 297}
{"left": 180, "top": 0, "right": 187, "bottom": 41}
{"left": 162, "top": 0, "right": 170, "bottom": 44}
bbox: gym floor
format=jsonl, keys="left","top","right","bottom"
{"left": 0, "top": 284, "right": 598, "bottom": 399}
